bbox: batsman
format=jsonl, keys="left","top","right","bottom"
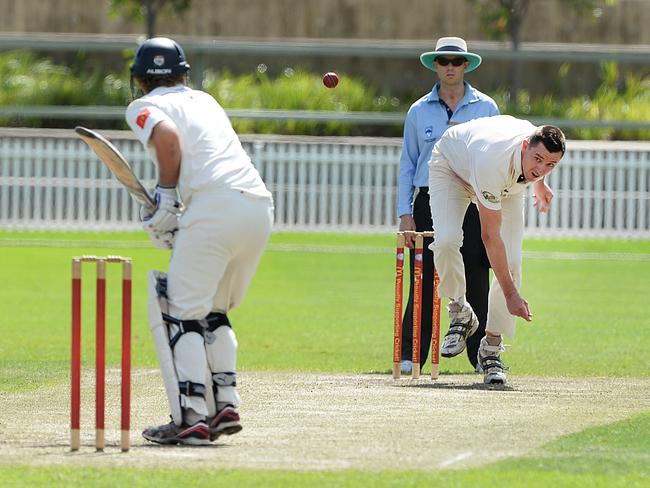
{"left": 126, "top": 37, "right": 274, "bottom": 445}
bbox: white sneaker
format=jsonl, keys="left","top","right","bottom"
{"left": 477, "top": 337, "right": 508, "bottom": 385}
{"left": 441, "top": 302, "right": 479, "bottom": 358}
{"left": 400, "top": 360, "right": 413, "bottom": 374}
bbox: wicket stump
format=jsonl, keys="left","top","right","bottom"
{"left": 71, "top": 255, "right": 132, "bottom": 452}
{"left": 392, "top": 232, "right": 441, "bottom": 380}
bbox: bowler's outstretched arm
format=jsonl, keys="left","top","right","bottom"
{"left": 477, "top": 202, "right": 532, "bottom": 321}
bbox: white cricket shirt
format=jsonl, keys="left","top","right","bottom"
{"left": 432, "top": 115, "right": 535, "bottom": 210}
{"left": 125, "top": 85, "right": 272, "bottom": 202}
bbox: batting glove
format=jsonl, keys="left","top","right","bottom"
{"left": 141, "top": 185, "right": 183, "bottom": 235}
{"left": 145, "top": 229, "right": 177, "bottom": 250}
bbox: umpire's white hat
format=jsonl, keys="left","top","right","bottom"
{"left": 420, "top": 37, "right": 482, "bottom": 73}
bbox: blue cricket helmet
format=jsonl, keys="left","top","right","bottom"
{"left": 130, "top": 37, "right": 190, "bottom": 77}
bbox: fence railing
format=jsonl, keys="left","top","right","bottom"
{"left": 2, "top": 106, "right": 649, "bottom": 131}
{"left": 1, "top": 129, "right": 649, "bottom": 238}
{"left": 2, "top": 33, "right": 649, "bottom": 63}
{"left": 2, "top": 33, "right": 649, "bottom": 132}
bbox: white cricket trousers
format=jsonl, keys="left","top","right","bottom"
{"left": 428, "top": 157, "right": 524, "bottom": 338}
{"left": 167, "top": 188, "right": 273, "bottom": 416}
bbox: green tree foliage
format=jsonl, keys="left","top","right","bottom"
{"left": 0, "top": 52, "right": 647, "bottom": 139}
{"left": 109, "top": 0, "right": 192, "bottom": 38}
{"left": 469, "top": 0, "right": 619, "bottom": 102}
{"left": 201, "top": 68, "right": 399, "bottom": 136}
{"left": 493, "top": 62, "right": 650, "bottom": 140}
{"left": 470, "top": 0, "right": 617, "bottom": 42}
{"left": 0, "top": 51, "right": 130, "bottom": 127}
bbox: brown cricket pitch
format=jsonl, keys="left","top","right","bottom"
{"left": 1, "top": 370, "right": 649, "bottom": 471}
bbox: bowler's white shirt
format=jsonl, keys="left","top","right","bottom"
{"left": 126, "top": 85, "right": 271, "bottom": 202}
{"left": 431, "top": 115, "right": 535, "bottom": 210}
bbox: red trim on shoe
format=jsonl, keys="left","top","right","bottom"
{"left": 180, "top": 422, "right": 210, "bottom": 440}
{"left": 209, "top": 406, "right": 242, "bottom": 441}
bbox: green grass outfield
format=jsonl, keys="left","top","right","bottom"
{"left": 0, "top": 231, "right": 649, "bottom": 486}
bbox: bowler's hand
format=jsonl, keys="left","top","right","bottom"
{"left": 399, "top": 215, "right": 417, "bottom": 248}
{"left": 533, "top": 180, "right": 554, "bottom": 213}
{"left": 505, "top": 291, "right": 533, "bottom": 321}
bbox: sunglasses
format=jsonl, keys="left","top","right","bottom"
{"left": 435, "top": 57, "right": 467, "bottom": 67}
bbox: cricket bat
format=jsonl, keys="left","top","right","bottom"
{"left": 75, "top": 126, "right": 156, "bottom": 212}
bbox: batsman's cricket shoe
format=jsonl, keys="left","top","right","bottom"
{"left": 209, "top": 405, "right": 242, "bottom": 441}
{"left": 142, "top": 420, "right": 210, "bottom": 446}
{"left": 441, "top": 301, "right": 479, "bottom": 357}
{"left": 477, "top": 336, "right": 508, "bottom": 385}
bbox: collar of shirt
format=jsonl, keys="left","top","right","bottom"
{"left": 425, "top": 81, "right": 482, "bottom": 107}
{"left": 147, "top": 84, "right": 188, "bottom": 97}
{"left": 514, "top": 144, "right": 527, "bottom": 184}
{"left": 498, "top": 148, "right": 527, "bottom": 197}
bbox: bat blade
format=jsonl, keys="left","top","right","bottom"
{"left": 75, "top": 126, "right": 156, "bottom": 211}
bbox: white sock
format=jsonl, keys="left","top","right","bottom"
{"left": 486, "top": 334, "right": 502, "bottom": 346}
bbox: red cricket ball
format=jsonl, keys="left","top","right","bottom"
{"left": 322, "top": 72, "right": 339, "bottom": 89}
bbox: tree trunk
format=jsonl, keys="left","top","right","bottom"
{"left": 144, "top": 0, "right": 164, "bottom": 39}
{"left": 509, "top": 26, "right": 521, "bottom": 105}
{"left": 505, "top": 0, "right": 530, "bottom": 109}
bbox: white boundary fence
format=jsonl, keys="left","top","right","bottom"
{"left": 1, "top": 129, "right": 649, "bottom": 238}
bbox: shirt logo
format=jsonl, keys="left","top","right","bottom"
{"left": 136, "top": 108, "right": 151, "bottom": 129}
{"left": 153, "top": 55, "right": 165, "bottom": 67}
{"left": 424, "top": 126, "right": 433, "bottom": 138}
{"left": 482, "top": 191, "right": 500, "bottom": 204}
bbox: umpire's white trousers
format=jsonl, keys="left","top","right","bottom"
{"left": 428, "top": 157, "right": 524, "bottom": 338}
{"left": 166, "top": 188, "right": 273, "bottom": 415}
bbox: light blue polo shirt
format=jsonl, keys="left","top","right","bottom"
{"left": 397, "top": 82, "right": 499, "bottom": 217}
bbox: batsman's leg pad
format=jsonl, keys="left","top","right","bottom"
{"left": 213, "top": 372, "right": 237, "bottom": 387}
{"left": 172, "top": 330, "right": 209, "bottom": 418}
{"left": 148, "top": 270, "right": 183, "bottom": 425}
{"left": 205, "top": 323, "right": 241, "bottom": 409}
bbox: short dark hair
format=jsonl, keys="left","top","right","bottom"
{"left": 135, "top": 74, "right": 187, "bottom": 93}
{"left": 529, "top": 125, "right": 566, "bottom": 156}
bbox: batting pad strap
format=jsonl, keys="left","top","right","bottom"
{"left": 213, "top": 372, "right": 237, "bottom": 387}
{"left": 178, "top": 381, "right": 206, "bottom": 399}
{"left": 163, "top": 313, "right": 230, "bottom": 331}
{"left": 205, "top": 312, "right": 231, "bottom": 331}
{"left": 155, "top": 275, "right": 169, "bottom": 299}
{"left": 163, "top": 314, "right": 206, "bottom": 349}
